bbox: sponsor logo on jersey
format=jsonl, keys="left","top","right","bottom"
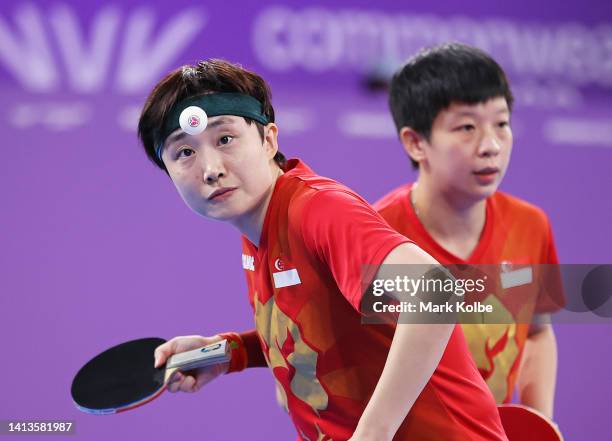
{"left": 242, "top": 253, "right": 255, "bottom": 271}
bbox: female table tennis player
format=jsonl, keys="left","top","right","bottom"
{"left": 137, "top": 59, "right": 508, "bottom": 441}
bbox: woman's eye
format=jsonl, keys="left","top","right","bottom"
{"left": 457, "top": 124, "right": 475, "bottom": 132}
{"left": 219, "top": 135, "right": 234, "bottom": 146}
{"left": 497, "top": 121, "right": 510, "bottom": 128}
{"left": 177, "top": 148, "right": 195, "bottom": 158}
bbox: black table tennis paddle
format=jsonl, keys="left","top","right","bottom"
{"left": 71, "top": 337, "right": 230, "bottom": 414}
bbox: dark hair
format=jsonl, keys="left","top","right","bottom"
{"left": 389, "top": 42, "right": 514, "bottom": 168}
{"left": 138, "top": 59, "right": 286, "bottom": 172}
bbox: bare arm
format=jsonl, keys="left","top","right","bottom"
{"left": 517, "top": 319, "right": 558, "bottom": 418}
{"left": 350, "top": 243, "right": 455, "bottom": 441}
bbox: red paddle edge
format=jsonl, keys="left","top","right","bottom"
{"left": 498, "top": 404, "right": 564, "bottom": 441}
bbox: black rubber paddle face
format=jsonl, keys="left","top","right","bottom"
{"left": 71, "top": 337, "right": 167, "bottom": 413}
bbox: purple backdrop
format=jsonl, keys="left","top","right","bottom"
{"left": 1, "top": 1, "right": 611, "bottom": 440}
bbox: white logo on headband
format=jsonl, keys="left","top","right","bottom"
{"left": 179, "top": 106, "right": 208, "bottom": 135}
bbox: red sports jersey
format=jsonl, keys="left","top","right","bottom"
{"left": 241, "top": 160, "right": 507, "bottom": 440}
{"left": 374, "top": 183, "right": 562, "bottom": 404}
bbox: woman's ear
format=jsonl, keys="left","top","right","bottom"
{"left": 263, "top": 123, "right": 279, "bottom": 160}
{"left": 399, "top": 127, "right": 426, "bottom": 166}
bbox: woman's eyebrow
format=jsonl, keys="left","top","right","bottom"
{"left": 165, "top": 130, "right": 187, "bottom": 147}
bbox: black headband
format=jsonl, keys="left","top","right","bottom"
{"left": 156, "top": 92, "right": 270, "bottom": 160}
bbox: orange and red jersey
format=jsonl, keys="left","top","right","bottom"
{"left": 375, "top": 183, "right": 562, "bottom": 403}
{"left": 240, "top": 160, "right": 507, "bottom": 441}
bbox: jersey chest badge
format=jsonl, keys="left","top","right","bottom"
{"left": 272, "top": 257, "right": 301, "bottom": 288}
{"left": 500, "top": 260, "right": 533, "bottom": 289}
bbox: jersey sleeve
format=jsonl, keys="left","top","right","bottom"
{"left": 535, "top": 215, "right": 566, "bottom": 313}
{"left": 299, "top": 190, "right": 411, "bottom": 312}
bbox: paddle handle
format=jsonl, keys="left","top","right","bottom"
{"left": 166, "top": 340, "right": 231, "bottom": 372}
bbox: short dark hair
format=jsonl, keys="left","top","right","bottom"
{"left": 138, "top": 59, "right": 286, "bottom": 172}
{"left": 389, "top": 42, "right": 514, "bottom": 168}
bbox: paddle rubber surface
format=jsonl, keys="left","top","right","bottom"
{"left": 71, "top": 337, "right": 166, "bottom": 414}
